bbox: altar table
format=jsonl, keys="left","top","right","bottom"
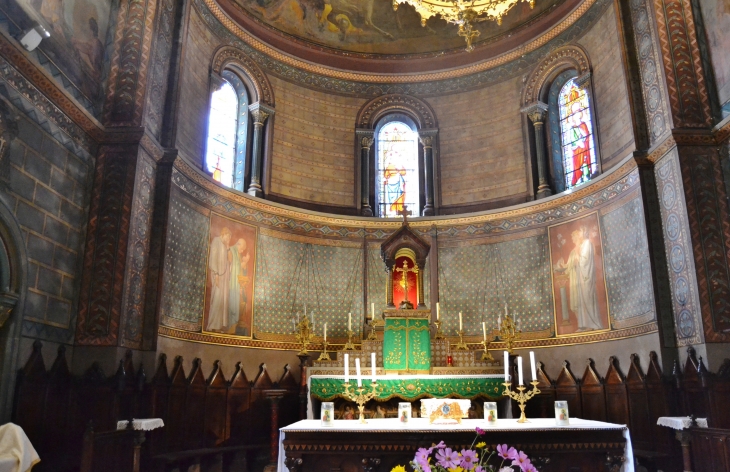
{"left": 279, "top": 418, "right": 634, "bottom": 472}
{"left": 307, "top": 374, "right": 504, "bottom": 419}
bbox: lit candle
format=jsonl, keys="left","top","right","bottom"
{"left": 355, "top": 358, "right": 362, "bottom": 387}
{"left": 482, "top": 321, "right": 487, "bottom": 341}
{"left": 348, "top": 313, "right": 352, "bottom": 331}
{"left": 503, "top": 351, "right": 509, "bottom": 381}
{"left": 517, "top": 356, "right": 524, "bottom": 386}
{"left": 371, "top": 352, "right": 376, "bottom": 382}
{"left": 324, "top": 323, "right": 327, "bottom": 344}
{"left": 459, "top": 312, "right": 463, "bottom": 331}
{"left": 371, "top": 303, "right": 375, "bottom": 319}
{"left": 530, "top": 351, "right": 537, "bottom": 381}
{"left": 344, "top": 353, "right": 350, "bottom": 384}
{"left": 436, "top": 302, "right": 440, "bottom": 320}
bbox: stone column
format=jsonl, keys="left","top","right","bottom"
{"left": 386, "top": 267, "right": 395, "bottom": 308}
{"left": 247, "top": 103, "right": 274, "bottom": 198}
{"left": 416, "top": 264, "right": 425, "bottom": 308}
{"left": 263, "top": 389, "right": 287, "bottom": 472}
{"left": 356, "top": 129, "right": 374, "bottom": 216}
{"left": 521, "top": 102, "right": 551, "bottom": 200}
{"left": 419, "top": 129, "right": 438, "bottom": 216}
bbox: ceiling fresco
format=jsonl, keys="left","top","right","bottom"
{"left": 221, "top": 0, "right": 565, "bottom": 57}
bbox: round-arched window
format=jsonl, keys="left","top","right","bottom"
{"left": 376, "top": 120, "right": 420, "bottom": 218}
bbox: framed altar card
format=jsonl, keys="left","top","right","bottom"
{"left": 383, "top": 310, "right": 431, "bottom": 374}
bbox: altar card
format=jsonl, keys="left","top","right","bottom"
{"left": 383, "top": 316, "right": 431, "bottom": 374}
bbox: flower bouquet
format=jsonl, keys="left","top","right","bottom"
{"left": 390, "top": 428, "right": 538, "bottom": 472}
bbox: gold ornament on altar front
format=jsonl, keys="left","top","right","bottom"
{"left": 392, "top": 0, "right": 536, "bottom": 52}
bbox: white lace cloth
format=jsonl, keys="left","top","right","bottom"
{"left": 656, "top": 416, "right": 708, "bottom": 430}
{"left": 116, "top": 418, "right": 165, "bottom": 431}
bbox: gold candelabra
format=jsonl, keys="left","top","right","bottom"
{"left": 316, "top": 340, "right": 331, "bottom": 362}
{"left": 342, "top": 381, "right": 379, "bottom": 424}
{"left": 366, "top": 318, "right": 378, "bottom": 341}
{"left": 433, "top": 319, "right": 444, "bottom": 339}
{"left": 294, "top": 316, "right": 314, "bottom": 356}
{"left": 343, "top": 329, "right": 357, "bottom": 350}
{"left": 502, "top": 380, "right": 540, "bottom": 423}
{"left": 454, "top": 330, "right": 468, "bottom": 350}
{"left": 480, "top": 336, "right": 494, "bottom": 361}
{"left": 499, "top": 314, "right": 521, "bottom": 354}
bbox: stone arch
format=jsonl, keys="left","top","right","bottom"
{"left": 522, "top": 45, "right": 591, "bottom": 107}
{"left": 356, "top": 94, "right": 438, "bottom": 130}
{"left": 211, "top": 46, "right": 275, "bottom": 108}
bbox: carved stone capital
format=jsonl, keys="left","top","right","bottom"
{"left": 419, "top": 135, "right": 433, "bottom": 148}
{"left": 574, "top": 71, "right": 592, "bottom": 89}
{"left": 521, "top": 101, "right": 548, "bottom": 125}
{"left": 360, "top": 136, "right": 374, "bottom": 149}
{"left": 249, "top": 102, "right": 275, "bottom": 125}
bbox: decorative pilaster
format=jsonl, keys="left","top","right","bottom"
{"left": 386, "top": 267, "right": 395, "bottom": 308}
{"left": 521, "top": 102, "right": 551, "bottom": 199}
{"left": 419, "top": 129, "right": 438, "bottom": 216}
{"left": 416, "top": 264, "right": 426, "bottom": 308}
{"left": 357, "top": 129, "right": 375, "bottom": 216}
{"left": 248, "top": 103, "right": 274, "bottom": 198}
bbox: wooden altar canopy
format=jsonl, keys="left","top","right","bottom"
{"left": 279, "top": 418, "right": 632, "bottom": 472}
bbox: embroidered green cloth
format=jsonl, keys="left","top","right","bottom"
{"left": 309, "top": 377, "right": 504, "bottom": 402}
{"left": 383, "top": 317, "right": 431, "bottom": 372}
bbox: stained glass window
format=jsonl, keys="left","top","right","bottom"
{"left": 559, "top": 79, "right": 597, "bottom": 190}
{"left": 206, "top": 80, "right": 238, "bottom": 188}
{"left": 376, "top": 121, "right": 420, "bottom": 218}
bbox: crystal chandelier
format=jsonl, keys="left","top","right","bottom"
{"left": 392, "top": 0, "right": 535, "bottom": 52}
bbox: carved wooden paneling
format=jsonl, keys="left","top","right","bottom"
{"left": 678, "top": 347, "right": 710, "bottom": 418}
{"left": 228, "top": 362, "right": 252, "bottom": 444}
{"left": 709, "top": 361, "right": 730, "bottom": 428}
{"left": 250, "top": 363, "right": 274, "bottom": 443}
{"left": 689, "top": 427, "right": 730, "bottom": 472}
{"left": 166, "top": 357, "right": 187, "bottom": 452}
{"left": 278, "top": 365, "right": 300, "bottom": 429}
{"left": 626, "top": 354, "right": 652, "bottom": 452}
{"left": 580, "top": 359, "right": 606, "bottom": 422}
{"left": 44, "top": 347, "right": 73, "bottom": 469}
{"left": 146, "top": 355, "right": 170, "bottom": 456}
{"left": 204, "top": 361, "right": 229, "bottom": 447}
{"left": 604, "top": 356, "right": 629, "bottom": 426}
{"left": 185, "top": 359, "right": 207, "bottom": 450}
{"left": 555, "top": 361, "right": 582, "bottom": 419}
{"left": 525, "top": 362, "right": 556, "bottom": 419}
{"left": 646, "top": 352, "right": 676, "bottom": 458}
{"left": 13, "top": 341, "right": 48, "bottom": 453}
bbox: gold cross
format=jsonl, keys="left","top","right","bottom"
{"left": 397, "top": 205, "right": 412, "bottom": 223}
{"left": 394, "top": 260, "right": 418, "bottom": 303}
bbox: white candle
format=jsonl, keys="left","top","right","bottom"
{"left": 304, "top": 304, "right": 306, "bottom": 319}
{"left": 497, "top": 315, "right": 501, "bottom": 328}
{"left": 530, "top": 351, "right": 537, "bottom": 381}
{"left": 518, "top": 356, "right": 524, "bottom": 386}
{"left": 504, "top": 303, "right": 508, "bottom": 316}
{"left": 348, "top": 313, "right": 352, "bottom": 331}
{"left": 459, "top": 312, "right": 463, "bottom": 331}
{"left": 355, "top": 358, "right": 362, "bottom": 387}
{"left": 436, "top": 302, "right": 440, "bottom": 320}
{"left": 324, "top": 323, "right": 327, "bottom": 344}
{"left": 504, "top": 351, "right": 509, "bottom": 381}
{"left": 371, "top": 353, "right": 376, "bottom": 382}
{"left": 371, "top": 303, "right": 375, "bottom": 319}
{"left": 482, "top": 321, "right": 487, "bottom": 341}
{"left": 344, "top": 353, "right": 350, "bottom": 383}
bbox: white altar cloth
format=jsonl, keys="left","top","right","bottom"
{"left": 278, "top": 417, "right": 634, "bottom": 472}
{"left": 656, "top": 416, "right": 708, "bottom": 430}
{"left": 116, "top": 418, "right": 165, "bottom": 431}
{"left": 306, "top": 374, "right": 504, "bottom": 419}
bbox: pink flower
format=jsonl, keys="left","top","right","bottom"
{"left": 475, "top": 426, "right": 485, "bottom": 435}
{"left": 433, "top": 440, "right": 446, "bottom": 449}
{"left": 474, "top": 467, "right": 485, "bottom": 472}
{"left": 415, "top": 447, "right": 432, "bottom": 463}
{"left": 512, "top": 450, "right": 531, "bottom": 470}
{"left": 522, "top": 464, "right": 538, "bottom": 472}
{"left": 435, "top": 447, "right": 460, "bottom": 469}
{"left": 459, "top": 449, "right": 479, "bottom": 470}
{"left": 497, "top": 444, "right": 518, "bottom": 460}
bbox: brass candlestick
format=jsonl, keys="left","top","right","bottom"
{"left": 342, "top": 381, "right": 379, "bottom": 424}
{"left": 294, "top": 316, "right": 314, "bottom": 356}
{"left": 316, "top": 340, "right": 331, "bottom": 362}
{"left": 433, "top": 319, "right": 444, "bottom": 339}
{"left": 454, "top": 330, "right": 468, "bottom": 350}
{"left": 499, "top": 314, "right": 521, "bottom": 354}
{"left": 502, "top": 380, "right": 540, "bottom": 423}
{"left": 480, "top": 338, "right": 494, "bottom": 361}
{"left": 343, "top": 329, "right": 357, "bottom": 350}
{"left": 366, "top": 318, "right": 378, "bottom": 341}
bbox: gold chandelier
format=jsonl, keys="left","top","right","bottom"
{"left": 392, "top": 0, "right": 535, "bottom": 52}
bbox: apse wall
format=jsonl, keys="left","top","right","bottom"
{"left": 174, "top": 0, "right": 634, "bottom": 215}
{"left": 157, "top": 153, "right": 661, "bottom": 378}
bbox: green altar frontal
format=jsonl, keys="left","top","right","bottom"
{"left": 383, "top": 311, "right": 431, "bottom": 373}
{"left": 309, "top": 377, "right": 504, "bottom": 402}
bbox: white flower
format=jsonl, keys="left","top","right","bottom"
{"left": 499, "top": 468, "right": 513, "bottom": 472}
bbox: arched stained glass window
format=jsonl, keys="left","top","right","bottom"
{"left": 559, "top": 78, "right": 597, "bottom": 190}
{"left": 206, "top": 80, "right": 238, "bottom": 189}
{"left": 376, "top": 121, "right": 420, "bottom": 218}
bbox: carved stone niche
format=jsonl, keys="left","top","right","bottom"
{"left": 0, "top": 99, "right": 18, "bottom": 190}
{"left": 380, "top": 223, "right": 430, "bottom": 309}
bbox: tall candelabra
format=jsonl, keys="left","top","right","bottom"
{"left": 342, "top": 381, "right": 378, "bottom": 424}
{"left": 480, "top": 336, "right": 495, "bottom": 361}
{"left": 294, "top": 316, "right": 314, "bottom": 356}
{"left": 343, "top": 329, "right": 357, "bottom": 350}
{"left": 432, "top": 319, "right": 444, "bottom": 339}
{"left": 502, "top": 380, "right": 540, "bottom": 423}
{"left": 366, "top": 318, "right": 378, "bottom": 341}
{"left": 499, "top": 314, "right": 521, "bottom": 354}
{"left": 316, "top": 340, "right": 331, "bottom": 362}
{"left": 454, "top": 330, "right": 468, "bottom": 350}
